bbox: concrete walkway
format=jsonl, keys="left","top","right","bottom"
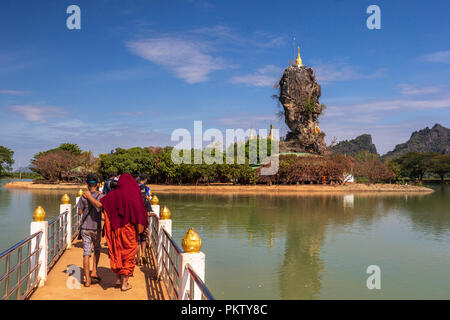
{"left": 31, "top": 238, "right": 168, "bottom": 300}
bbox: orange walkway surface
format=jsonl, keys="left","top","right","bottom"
{"left": 30, "top": 239, "right": 168, "bottom": 300}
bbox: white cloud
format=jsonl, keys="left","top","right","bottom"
{"left": 422, "top": 50, "right": 450, "bottom": 64}
{"left": 0, "top": 116, "right": 174, "bottom": 169}
{"left": 397, "top": 84, "right": 442, "bottom": 95}
{"left": 351, "top": 97, "right": 450, "bottom": 113}
{"left": 10, "top": 105, "right": 67, "bottom": 122}
{"left": 230, "top": 64, "right": 282, "bottom": 87}
{"left": 126, "top": 37, "right": 227, "bottom": 84}
{"left": 313, "top": 63, "right": 385, "bottom": 84}
{"left": 0, "top": 89, "right": 31, "bottom": 96}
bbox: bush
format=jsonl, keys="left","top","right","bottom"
{"left": 257, "top": 154, "right": 353, "bottom": 185}
{"left": 31, "top": 143, "right": 96, "bottom": 182}
{"left": 354, "top": 158, "right": 395, "bottom": 183}
{"left": 32, "top": 149, "right": 81, "bottom": 182}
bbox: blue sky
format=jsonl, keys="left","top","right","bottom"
{"left": 1, "top": 0, "right": 449, "bottom": 168}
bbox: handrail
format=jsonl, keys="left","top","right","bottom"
{"left": 147, "top": 214, "right": 214, "bottom": 300}
{"left": 71, "top": 205, "right": 81, "bottom": 240}
{"left": 162, "top": 228, "right": 183, "bottom": 254}
{"left": 159, "top": 225, "right": 182, "bottom": 300}
{"left": 0, "top": 231, "right": 42, "bottom": 260}
{"left": 0, "top": 231, "right": 42, "bottom": 300}
{"left": 185, "top": 264, "right": 215, "bottom": 300}
{"left": 47, "top": 210, "right": 68, "bottom": 270}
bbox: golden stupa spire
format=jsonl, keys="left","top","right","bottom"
{"left": 250, "top": 128, "right": 254, "bottom": 139}
{"left": 268, "top": 124, "right": 274, "bottom": 139}
{"left": 314, "top": 122, "right": 321, "bottom": 134}
{"left": 296, "top": 46, "right": 303, "bottom": 67}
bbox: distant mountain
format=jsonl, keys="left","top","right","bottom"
{"left": 382, "top": 124, "right": 450, "bottom": 160}
{"left": 330, "top": 134, "right": 378, "bottom": 157}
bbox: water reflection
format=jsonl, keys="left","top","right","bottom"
{"left": 161, "top": 190, "right": 449, "bottom": 299}
{"left": 401, "top": 185, "right": 450, "bottom": 238}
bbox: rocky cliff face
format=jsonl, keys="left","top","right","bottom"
{"left": 278, "top": 65, "right": 327, "bottom": 154}
{"left": 330, "top": 134, "right": 378, "bottom": 157}
{"left": 382, "top": 124, "right": 449, "bottom": 160}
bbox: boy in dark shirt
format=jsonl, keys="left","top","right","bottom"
{"left": 77, "top": 173, "right": 104, "bottom": 287}
{"left": 137, "top": 174, "right": 152, "bottom": 265}
{"left": 102, "top": 172, "right": 116, "bottom": 195}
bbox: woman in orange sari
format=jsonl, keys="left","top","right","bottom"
{"left": 84, "top": 173, "right": 148, "bottom": 291}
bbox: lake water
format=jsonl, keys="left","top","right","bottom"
{"left": 1, "top": 178, "right": 449, "bottom": 299}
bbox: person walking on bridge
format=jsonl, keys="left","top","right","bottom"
{"left": 78, "top": 173, "right": 104, "bottom": 287}
{"left": 83, "top": 173, "right": 148, "bottom": 292}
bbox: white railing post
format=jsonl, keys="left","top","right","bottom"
{"left": 180, "top": 228, "right": 205, "bottom": 300}
{"left": 75, "top": 189, "right": 83, "bottom": 231}
{"left": 159, "top": 219, "right": 172, "bottom": 235}
{"left": 30, "top": 206, "right": 48, "bottom": 287}
{"left": 180, "top": 252, "right": 205, "bottom": 300}
{"left": 61, "top": 194, "right": 72, "bottom": 249}
{"left": 151, "top": 204, "right": 160, "bottom": 218}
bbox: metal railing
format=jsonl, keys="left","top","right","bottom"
{"left": 159, "top": 227, "right": 183, "bottom": 300}
{"left": 0, "top": 231, "right": 42, "bottom": 300}
{"left": 47, "top": 210, "right": 68, "bottom": 270}
{"left": 148, "top": 214, "right": 159, "bottom": 255}
{"left": 182, "top": 264, "right": 215, "bottom": 300}
{"left": 71, "top": 204, "right": 81, "bottom": 240}
{"left": 147, "top": 214, "right": 214, "bottom": 300}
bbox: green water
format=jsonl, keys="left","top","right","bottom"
{"left": 1, "top": 179, "right": 449, "bottom": 299}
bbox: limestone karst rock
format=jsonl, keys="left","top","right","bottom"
{"left": 382, "top": 123, "right": 450, "bottom": 160}
{"left": 278, "top": 65, "right": 327, "bottom": 154}
{"left": 330, "top": 134, "right": 379, "bottom": 157}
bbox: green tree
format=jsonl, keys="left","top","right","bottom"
{"left": 391, "top": 152, "right": 435, "bottom": 181}
{"left": 428, "top": 154, "right": 450, "bottom": 182}
{"left": 58, "top": 143, "right": 82, "bottom": 155}
{"left": 0, "top": 146, "right": 14, "bottom": 176}
{"left": 31, "top": 143, "right": 84, "bottom": 181}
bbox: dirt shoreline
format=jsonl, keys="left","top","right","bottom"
{"left": 3, "top": 180, "right": 433, "bottom": 194}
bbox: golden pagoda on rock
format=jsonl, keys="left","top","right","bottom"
{"left": 296, "top": 46, "right": 303, "bottom": 67}
{"left": 268, "top": 124, "right": 274, "bottom": 140}
{"left": 314, "top": 122, "right": 321, "bottom": 134}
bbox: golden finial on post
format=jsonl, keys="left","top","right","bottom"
{"left": 160, "top": 205, "right": 171, "bottom": 220}
{"left": 77, "top": 189, "right": 83, "bottom": 197}
{"left": 296, "top": 46, "right": 303, "bottom": 67}
{"left": 151, "top": 194, "right": 159, "bottom": 205}
{"left": 32, "top": 206, "right": 46, "bottom": 222}
{"left": 182, "top": 227, "right": 202, "bottom": 253}
{"left": 61, "top": 194, "right": 70, "bottom": 204}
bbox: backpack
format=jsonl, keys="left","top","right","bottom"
{"left": 139, "top": 183, "right": 151, "bottom": 209}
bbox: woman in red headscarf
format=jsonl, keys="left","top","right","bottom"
{"left": 83, "top": 173, "right": 148, "bottom": 291}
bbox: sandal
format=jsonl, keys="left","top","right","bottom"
{"left": 91, "top": 275, "right": 102, "bottom": 283}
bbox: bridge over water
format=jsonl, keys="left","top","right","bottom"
{"left": 0, "top": 192, "right": 214, "bottom": 300}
